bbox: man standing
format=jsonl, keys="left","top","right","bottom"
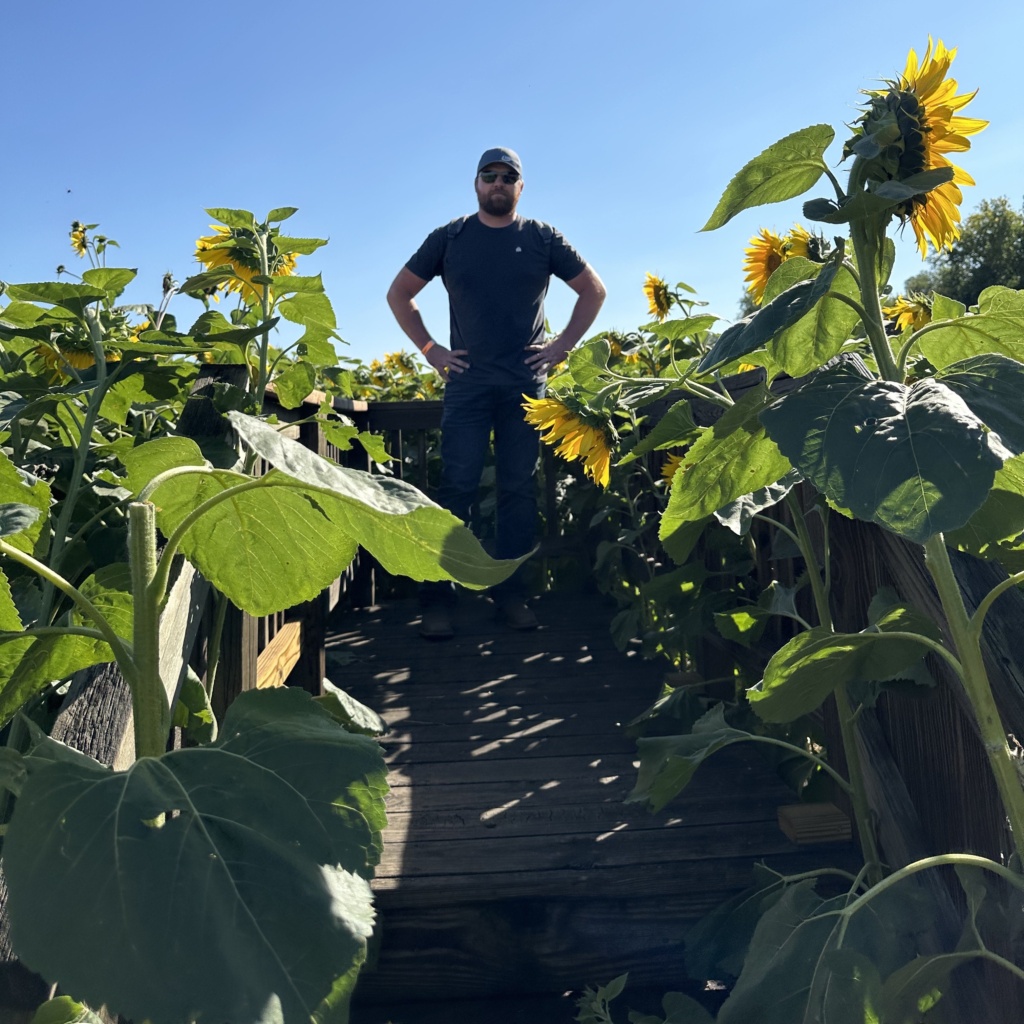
{"left": 386, "top": 147, "right": 606, "bottom": 638}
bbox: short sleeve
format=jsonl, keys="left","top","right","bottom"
{"left": 405, "top": 226, "right": 448, "bottom": 282}
{"left": 549, "top": 230, "right": 588, "bottom": 282}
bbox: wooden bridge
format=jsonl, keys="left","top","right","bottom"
{"left": 330, "top": 589, "right": 851, "bottom": 1024}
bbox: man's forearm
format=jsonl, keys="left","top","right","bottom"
{"left": 386, "top": 289, "right": 435, "bottom": 351}
{"left": 556, "top": 287, "right": 606, "bottom": 353}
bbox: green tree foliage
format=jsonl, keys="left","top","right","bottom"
{"left": 903, "top": 196, "right": 1024, "bottom": 305}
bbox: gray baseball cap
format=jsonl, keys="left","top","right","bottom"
{"left": 477, "top": 147, "right": 522, "bottom": 175}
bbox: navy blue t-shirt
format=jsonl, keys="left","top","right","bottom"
{"left": 405, "top": 214, "right": 588, "bottom": 386}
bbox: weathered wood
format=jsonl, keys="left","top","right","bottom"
{"left": 214, "top": 601, "right": 259, "bottom": 720}
{"left": 776, "top": 803, "right": 851, "bottom": 844}
{"left": 332, "top": 592, "right": 857, "bottom": 1012}
{"left": 255, "top": 620, "right": 303, "bottom": 690}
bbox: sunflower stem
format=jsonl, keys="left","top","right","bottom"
{"left": 923, "top": 535, "right": 1024, "bottom": 862}
{"left": 784, "top": 492, "right": 884, "bottom": 883}
{"left": 849, "top": 218, "right": 900, "bottom": 382}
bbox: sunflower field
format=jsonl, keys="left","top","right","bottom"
{"left": 0, "top": 209, "right": 515, "bottom": 1023}
{"left": 527, "top": 38, "right": 1024, "bottom": 1023}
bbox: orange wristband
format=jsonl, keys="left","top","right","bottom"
{"left": 421, "top": 340, "right": 436, "bottom": 355}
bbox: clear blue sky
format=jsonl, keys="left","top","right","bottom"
{"left": 4, "top": 1, "right": 1022, "bottom": 366}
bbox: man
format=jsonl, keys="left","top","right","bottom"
{"left": 386, "top": 147, "right": 606, "bottom": 638}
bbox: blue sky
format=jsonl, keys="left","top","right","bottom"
{"left": 4, "top": 1, "right": 1022, "bottom": 367}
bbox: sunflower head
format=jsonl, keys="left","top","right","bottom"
{"left": 195, "top": 224, "right": 298, "bottom": 303}
{"left": 846, "top": 38, "right": 987, "bottom": 256}
{"left": 523, "top": 395, "right": 612, "bottom": 487}
{"left": 70, "top": 221, "right": 88, "bottom": 258}
{"left": 660, "top": 453, "right": 684, "bottom": 484}
{"left": 743, "top": 229, "right": 787, "bottom": 305}
{"left": 643, "top": 273, "right": 672, "bottom": 321}
{"left": 882, "top": 293, "right": 932, "bottom": 333}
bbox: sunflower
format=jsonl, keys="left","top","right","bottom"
{"left": 851, "top": 39, "right": 986, "bottom": 257}
{"left": 523, "top": 396, "right": 612, "bottom": 487}
{"left": 70, "top": 222, "right": 88, "bottom": 258}
{"left": 882, "top": 293, "right": 932, "bottom": 333}
{"left": 743, "top": 229, "right": 787, "bottom": 305}
{"left": 660, "top": 453, "right": 684, "bottom": 484}
{"left": 643, "top": 273, "right": 672, "bottom": 321}
{"left": 195, "top": 225, "right": 298, "bottom": 303}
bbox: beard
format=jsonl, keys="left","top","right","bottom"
{"left": 479, "top": 189, "right": 516, "bottom": 216}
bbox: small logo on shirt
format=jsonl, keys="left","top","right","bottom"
{"left": 515, "top": 246, "right": 522, "bottom": 252}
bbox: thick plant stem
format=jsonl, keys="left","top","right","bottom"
{"left": 786, "top": 493, "right": 884, "bottom": 883}
{"left": 129, "top": 502, "right": 170, "bottom": 760}
{"left": 924, "top": 535, "right": 1024, "bottom": 861}
{"left": 849, "top": 220, "right": 900, "bottom": 382}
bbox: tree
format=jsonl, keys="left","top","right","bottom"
{"left": 902, "top": 196, "right": 1024, "bottom": 305}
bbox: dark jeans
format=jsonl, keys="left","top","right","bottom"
{"left": 423, "top": 377, "right": 544, "bottom": 606}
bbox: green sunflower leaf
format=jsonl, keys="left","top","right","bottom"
{"left": 0, "top": 453, "right": 51, "bottom": 558}
{"left": 135, "top": 414, "right": 519, "bottom": 616}
{"left": 697, "top": 245, "right": 844, "bottom": 374}
{"left": 4, "top": 688, "right": 385, "bottom": 1024}
{"left": 271, "top": 273, "right": 327, "bottom": 295}
{"left": 702, "top": 125, "right": 835, "bottom": 231}
{"left": 978, "top": 286, "right": 1024, "bottom": 313}
{"left": 618, "top": 400, "right": 698, "bottom": 464}
{"left": 274, "top": 236, "right": 329, "bottom": 255}
{"left": 936, "top": 354, "right": 1024, "bottom": 455}
{"left": 947, "top": 454, "right": 1024, "bottom": 560}
{"left": 628, "top": 705, "right": 757, "bottom": 812}
{"left": 4, "top": 282, "right": 107, "bottom": 318}
{"left": 0, "top": 633, "right": 115, "bottom": 729}
{"left": 0, "top": 503, "right": 42, "bottom": 540}
{"left": 748, "top": 610, "right": 936, "bottom": 724}
{"left": 266, "top": 207, "right": 299, "bottom": 223}
{"left": 204, "top": 207, "right": 256, "bottom": 230}
{"left": 643, "top": 315, "right": 720, "bottom": 342}
{"left": 770, "top": 263, "right": 861, "bottom": 378}
{"left": 81, "top": 267, "right": 137, "bottom": 301}
{"left": 760, "top": 364, "right": 1006, "bottom": 543}
{"left": 915, "top": 313, "right": 1024, "bottom": 370}
{"left": 660, "top": 386, "right": 791, "bottom": 534}
{"left": 272, "top": 361, "right": 317, "bottom": 409}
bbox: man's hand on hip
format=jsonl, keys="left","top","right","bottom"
{"left": 426, "top": 344, "right": 470, "bottom": 377}
{"left": 524, "top": 338, "right": 572, "bottom": 374}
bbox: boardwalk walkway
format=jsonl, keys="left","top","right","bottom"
{"left": 329, "top": 590, "right": 850, "bottom": 1023}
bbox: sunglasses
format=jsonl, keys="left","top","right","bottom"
{"left": 479, "top": 171, "right": 520, "bottom": 185}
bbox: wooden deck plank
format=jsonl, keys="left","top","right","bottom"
{"left": 327, "top": 591, "right": 858, "bottom": 1014}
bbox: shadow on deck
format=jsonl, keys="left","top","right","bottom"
{"left": 328, "top": 590, "right": 854, "bottom": 1023}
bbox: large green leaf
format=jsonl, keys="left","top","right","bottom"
{"left": 205, "top": 206, "right": 256, "bottom": 230}
{"left": 272, "top": 361, "right": 317, "bottom": 409}
{"left": 718, "top": 874, "right": 944, "bottom": 1024}
{"left": 29, "top": 995, "right": 105, "bottom": 1024}
{"left": 760, "top": 364, "right": 1006, "bottom": 543}
{"left": 643, "top": 315, "right": 720, "bottom": 342}
{"left": 0, "top": 633, "right": 114, "bottom": 728}
{"left": 4, "top": 282, "right": 106, "bottom": 317}
{"left": 935, "top": 354, "right": 1024, "bottom": 455}
{"left": 770, "top": 264, "right": 861, "bottom": 378}
{"left": 0, "top": 452, "right": 52, "bottom": 557}
{"left": 628, "top": 704, "right": 760, "bottom": 813}
{"left": 702, "top": 125, "right": 835, "bottom": 231}
{"left": 748, "top": 608, "right": 937, "bottom": 724}
{"left": 135, "top": 414, "right": 517, "bottom": 614}
{"left": 660, "top": 387, "right": 791, "bottom": 538}
{"left": 74, "top": 563, "right": 133, "bottom": 640}
{"left": 947, "top": 454, "right": 1024, "bottom": 561}
{"left": 915, "top": 313, "right": 1024, "bottom": 370}
{"left": 81, "top": 267, "right": 137, "bottom": 301}
{"left": 619, "top": 400, "right": 698, "bottom": 464}
{"left": 275, "top": 236, "right": 329, "bottom": 256}
{"left": 4, "top": 688, "right": 386, "bottom": 1024}
{"left": 978, "top": 286, "right": 1024, "bottom": 314}
{"left": 697, "top": 246, "right": 844, "bottom": 373}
